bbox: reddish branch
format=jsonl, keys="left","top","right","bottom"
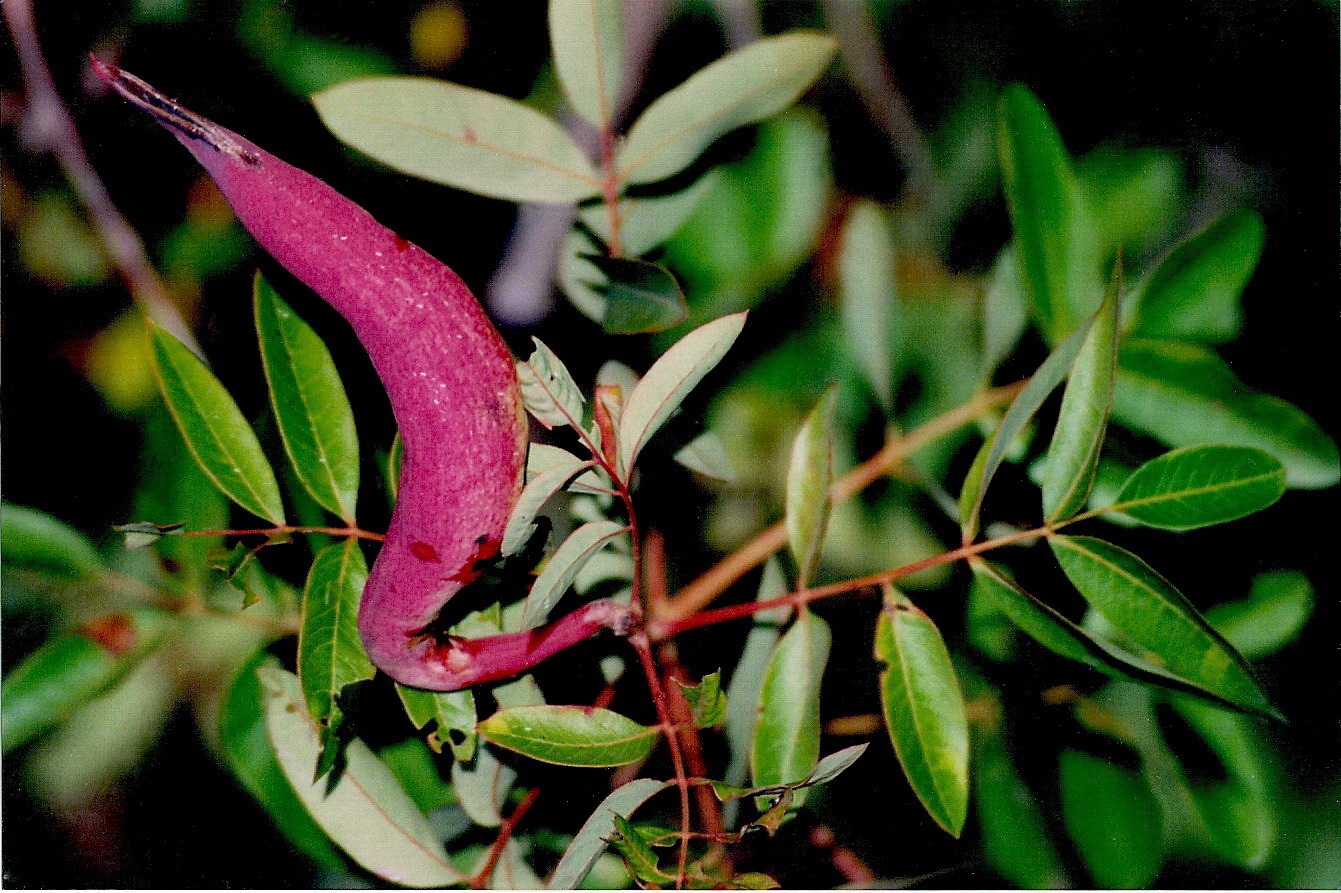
{"left": 469, "top": 786, "right": 541, "bottom": 888}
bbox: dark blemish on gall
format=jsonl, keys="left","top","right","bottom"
{"left": 410, "top": 541, "right": 440, "bottom": 562}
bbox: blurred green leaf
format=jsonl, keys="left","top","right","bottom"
{"left": 314, "top": 78, "right": 600, "bottom": 204}
{"left": 521, "top": 520, "right": 626, "bottom": 629}
{"left": 149, "top": 323, "right": 286, "bottom": 525}
{"left": 1112, "top": 445, "right": 1286, "bottom": 530}
{"left": 451, "top": 742, "right": 515, "bottom": 827}
{"left": 1, "top": 504, "right": 102, "bottom": 579}
{"left": 676, "top": 671, "right": 728, "bottom": 729}
{"left": 975, "top": 726, "right": 1068, "bottom": 888}
{"left": 617, "top": 32, "right": 836, "bottom": 185}
{"left": 1050, "top": 535, "right": 1271, "bottom": 716}
{"left": 260, "top": 667, "right": 464, "bottom": 886}
{"left": 549, "top": 0, "right": 623, "bottom": 128}
{"left": 254, "top": 276, "right": 360, "bottom": 525}
{"left": 550, "top": 778, "right": 671, "bottom": 889}
{"left": 397, "top": 683, "right": 478, "bottom": 763}
{"left": 1113, "top": 339, "right": 1339, "bottom": 489}
{"left": 517, "top": 337, "right": 587, "bottom": 431}
{"left": 752, "top": 607, "right": 829, "bottom": 810}
{"left": 478, "top": 705, "right": 657, "bottom": 767}
{"left": 17, "top": 191, "right": 109, "bottom": 288}
{"left": 838, "top": 202, "right": 896, "bottom": 408}
{"left": 673, "top": 430, "right": 734, "bottom": 481}
{"left": 376, "top": 736, "right": 456, "bottom": 814}
{"left": 1131, "top": 209, "right": 1263, "bottom": 344}
{"left": 1078, "top": 146, "right": 1184, "bottom": 256}
{"left": 584, "top": 255, "right": 688, "bottom": 334}
{"left": 875, "top": 594, "right": 969, "bottom": 836}
{"left": 1206, "top": 570, "right": 1314, "bottom": 659}
{"left": 785, "top": 385, "right": 838, "bottom": 587}
{"left": 1059, "top": 748, "right": 1164, "bottom": 888}
{"left": 981, "top": 246, "right": 1030, "bottom": 380}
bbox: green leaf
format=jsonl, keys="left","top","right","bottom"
{"left": 549, "top": 0, "right": 623, "bottom": 128}
{"left": 1206, "top": 570, "right": 1313, "bottom": 660}
{"left": 397, "top": 684, "right": 478, "bottom": 762}
{"left": 1041, "top": 272, "right": 1119, "bottom": 522}
{"left": 981, "top": 246, "right": 1030, "bottom": 379}
{"left": 715, "top": 743, "right": 869, "bottom": 802}
{"left": 875, "top": 595, "right": 969, "bottom": 836}
{"left": 517, "top": 337, "right": 586, "bottom": 431}
{"left": 976, "top": 728, "right": 1068, "bottom": 888}
{"left": 672, "top": 430, "right": 734, "bottom": 481}
{"left": 550, "top": 778, "right": 671, "bottom": 889}
{"left": 751, "top": 607, "right": 830, "bottom": 809}
{"left": 1, "top": 503, "right": 102, "bottom": 579}
{"left": 838, "top": 201, "right": 895, "bottom": 408}
{"left": 997, "top": 84, "right": 1101, "bottom": 339}
{"left": 959, "top": 313, "right": 1096, "bottom": 539}
{"left": 520, "top": 520, "right": 626, "bottom": 628}
{"left": 504, "top": 451, "right": 597, "bottom": 556}
{"left": 1059, "top": 749, "right": 1164, "bottom": 888}
{"left": 1111, "top": 445, "right": 1286, "bottom": 530}
{"left": 297, "top": 539, "right": 375, "bottom": 752}
{"left": 478, "top": 705, "right": 657, "bottom": 767}
{"left": 785, "top": 385, "right": 838, "bottom": 587}
{"left": 1, "top": 609, "right": 168, "bottom": 754}
{"left": 584, "top": 255, "right": 688, "bottom": 335}
{"left": 451, "top": 743, "right": 515, "bottom": 827}
{"left": 148, "top": 323, "right": 286, "bottom": 525}
{"left": 313, "top": 78, "right": 600, "bottom": 204}
{"left": 527, "top": 442, "right": 608, "bottom": 496}
{"left": 1050, "top": 535, "right": 1271, "bottom": 715}
{"left": 618, "top": 312, "right": 747, "bottom": 477}
{"left": 1113, "top": 339, "right": 1339, "bottom": 489}
{"left": 1131, "top": 208, "right": 1264, "bottom": 344}
{"left": 254, "top": 275, "right": 360, "bottom": 525}
{"left": 676, "top": 671, "right": 728, "bottom": 729}
{"left": 616, "top": 32, "right": 837, "bottom": 186}
{"left": 260, "top": 667, "right": 465, "bottom": 887}
{"left": 218, "top": 653, "right": 346, "bottom": 869}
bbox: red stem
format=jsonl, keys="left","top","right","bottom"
{"left": 470, "top": 786, "right": 541, "bottom": 888}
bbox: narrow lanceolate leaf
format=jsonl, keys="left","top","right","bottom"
{"left": 838, "top": 201, "right": 895, "bottom": 408}
{"left": 1058, "top": 749, "right": 1164, "bottom": 888}
{"left": 502, "top": 451, "right": 597, "bottom": 556}
{"left": 149, "top": 323, "right": 286, "bottom": 525}
{"left": 875, "top": 596, "right": 969, "bottom": 836}
{"left": 752, "top": 607, "right": 830, "bottom": 809}
{"left": 451, "top": 744, "right": 515, "bottom": 827}
{"left": 517, "top": 337, "right": 587, "bottom": 430}
{"left": 550, "top": 778, "right": 671, "bottom": 889}
{"left": 526, "top": 442, "right": 608, "bottom": 495}
{"left": 1206, "top": 570, "right": 1313, "bottom": 660}
{"left": 313, "top": 78, "right": 600, "bottom": 204}
{"left": 1114, "top": 340, "right": 1338, "bottom": 489}
{"left": 255, "top": 276, "right": 360, "bottom": 524}
{"left": 1050, "top": 535, "right": 1271, "bottom": 715}
{"left": 260, "top": 668, "right": 464, "bottom": 887}
{"left": 617, "top": 32, "right": 837, "bottom": 186}
{"left": 396, "top": 684, "right": 477, "bottom": 762}
{"left": 618, "top": 312, "right": 747, "bottom": 477}
{"left": 713, "top": 744, "right": 869, "bottom": 801}
{"left": 521, "top": 520, "right": 627, "bottom": 629}
{"left": 976, "top": 728, "right": 1068, "bottom": 889}
{"left": 785, "top": 385, "right": 838, "bottom": 587}
{"left": 1, "top": 503, "right": 102, "bottom": 579}
{"left": 1041, "top": 272, "right": 1119, "bottom": 522}
{"left": 959, "top": 314, "right": 1096, "bottom": 540}
{"left": 998, "top": 84, "right": 1100, "bottom": 340}
{"left": 1111, "top": 445, "right": 1286, "bottom": 530}
{"left": 478, "top": 705, "right": 657, "bottom": 767}
{"left": 297, "top": 539, "right": 375, "bottom": 740}
{"left": 549, "top": 0, "right": 624, "bottom": 129}
{"left": 1131, "top": 208, "right": 1264, "bottom": 344}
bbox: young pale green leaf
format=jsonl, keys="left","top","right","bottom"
{"left": 219, "top": 654, "right": 346, "bottom": 869}
{"left": 751, "top": 607, "right": 830, "bottom": 809}
{"left": 297, "top": 538, "right": 375, "bottom": 742}
{"left": 1111, "top": 445, "right": 1286, "bottom": 530}
{"left": 675, "top": 671, "right": 728, "bottom": 729}
{"left": 981, "top": 245, "right": 1031, "bottom": 379}
{"left": 785, "top": 385, "right": 838, "bottom": 587}
{"left": 838, "top": 201, "right": 895, "bottom": 408}
{"left": 549, "top": 778, "right": 671, "bottom": 889}
{"left": 478, "top": 705, "right": 657, "bottom": 767}
{"left": 503, "top": 451, "right": 597, "bottom": 556}
{"left": 149, "top": 323, "right": 286, "bottom": 525}
{"left": 1041, "top": 272, "right": 1119, "bottom": 522}
{"left": 673, "top": 430, "right": 734, "bottom": 481}
{"left": 1059, "top": 749, "right": 1164, "bottom": 888}
{"left": 396, "top": 684, "right": 478, "bottom": 762}
{"left": 976, "top": 728, "right": 1069, "bottom": 889}
{"left": 875, "top": 596, "right": 970, "bottom": 836}
{"left": 260, "top": 667, "right": 464, "bottom": 887}
{"left": 313, "top": 77, "right": 600, "bottom": 203}
{"left": 254, "top": 276, "right": 360, "bottom": 524}
{"left": 520, "top": 519, "right": 627, "bottom": 629}
{"left": 1, "top": 503, "right": 102, "bottom": 579}
{"left": 1, "top": 608, "right": 168, "bottom": 754}
{"left": 998, "top": 84, "right": 1101, "bottom": 340}
{"left": 451, "top": 743, "right": 515, "bottom": 827}
{"left": 1114, "top": 340, "right": 1339, "bottom": 489}
{"left": 712, "top": 743, "right": 868, "bottom": 802}
{"left": 517, "top": 337, "right": 587, "bottom": 431}
{"left": 1206, "top": 570, "right": 1313, "bottom": 660}
{"left": 617, "top": 32, "right": 836, "bottom": 186}
{"left": 1050, "top": 535, "right": 1271, "bottom": 715}
{"left": 959, "top": 314, "right": 1095, "bottom": 540}
{"left": 1131, "top": 208, "right": 1264, "bottom": 344}
{"left": 584, "top": 255, "right": 689, "bottom": 335}
{"left": 618, "top": 312, "right": 747, "bottom": 477}
{"left": 549, "top": 0, "right": 623, "bottom": 128}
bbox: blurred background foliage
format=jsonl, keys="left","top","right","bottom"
{"left": 2, "top": 0, "right": 1337, "bottom": 887}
